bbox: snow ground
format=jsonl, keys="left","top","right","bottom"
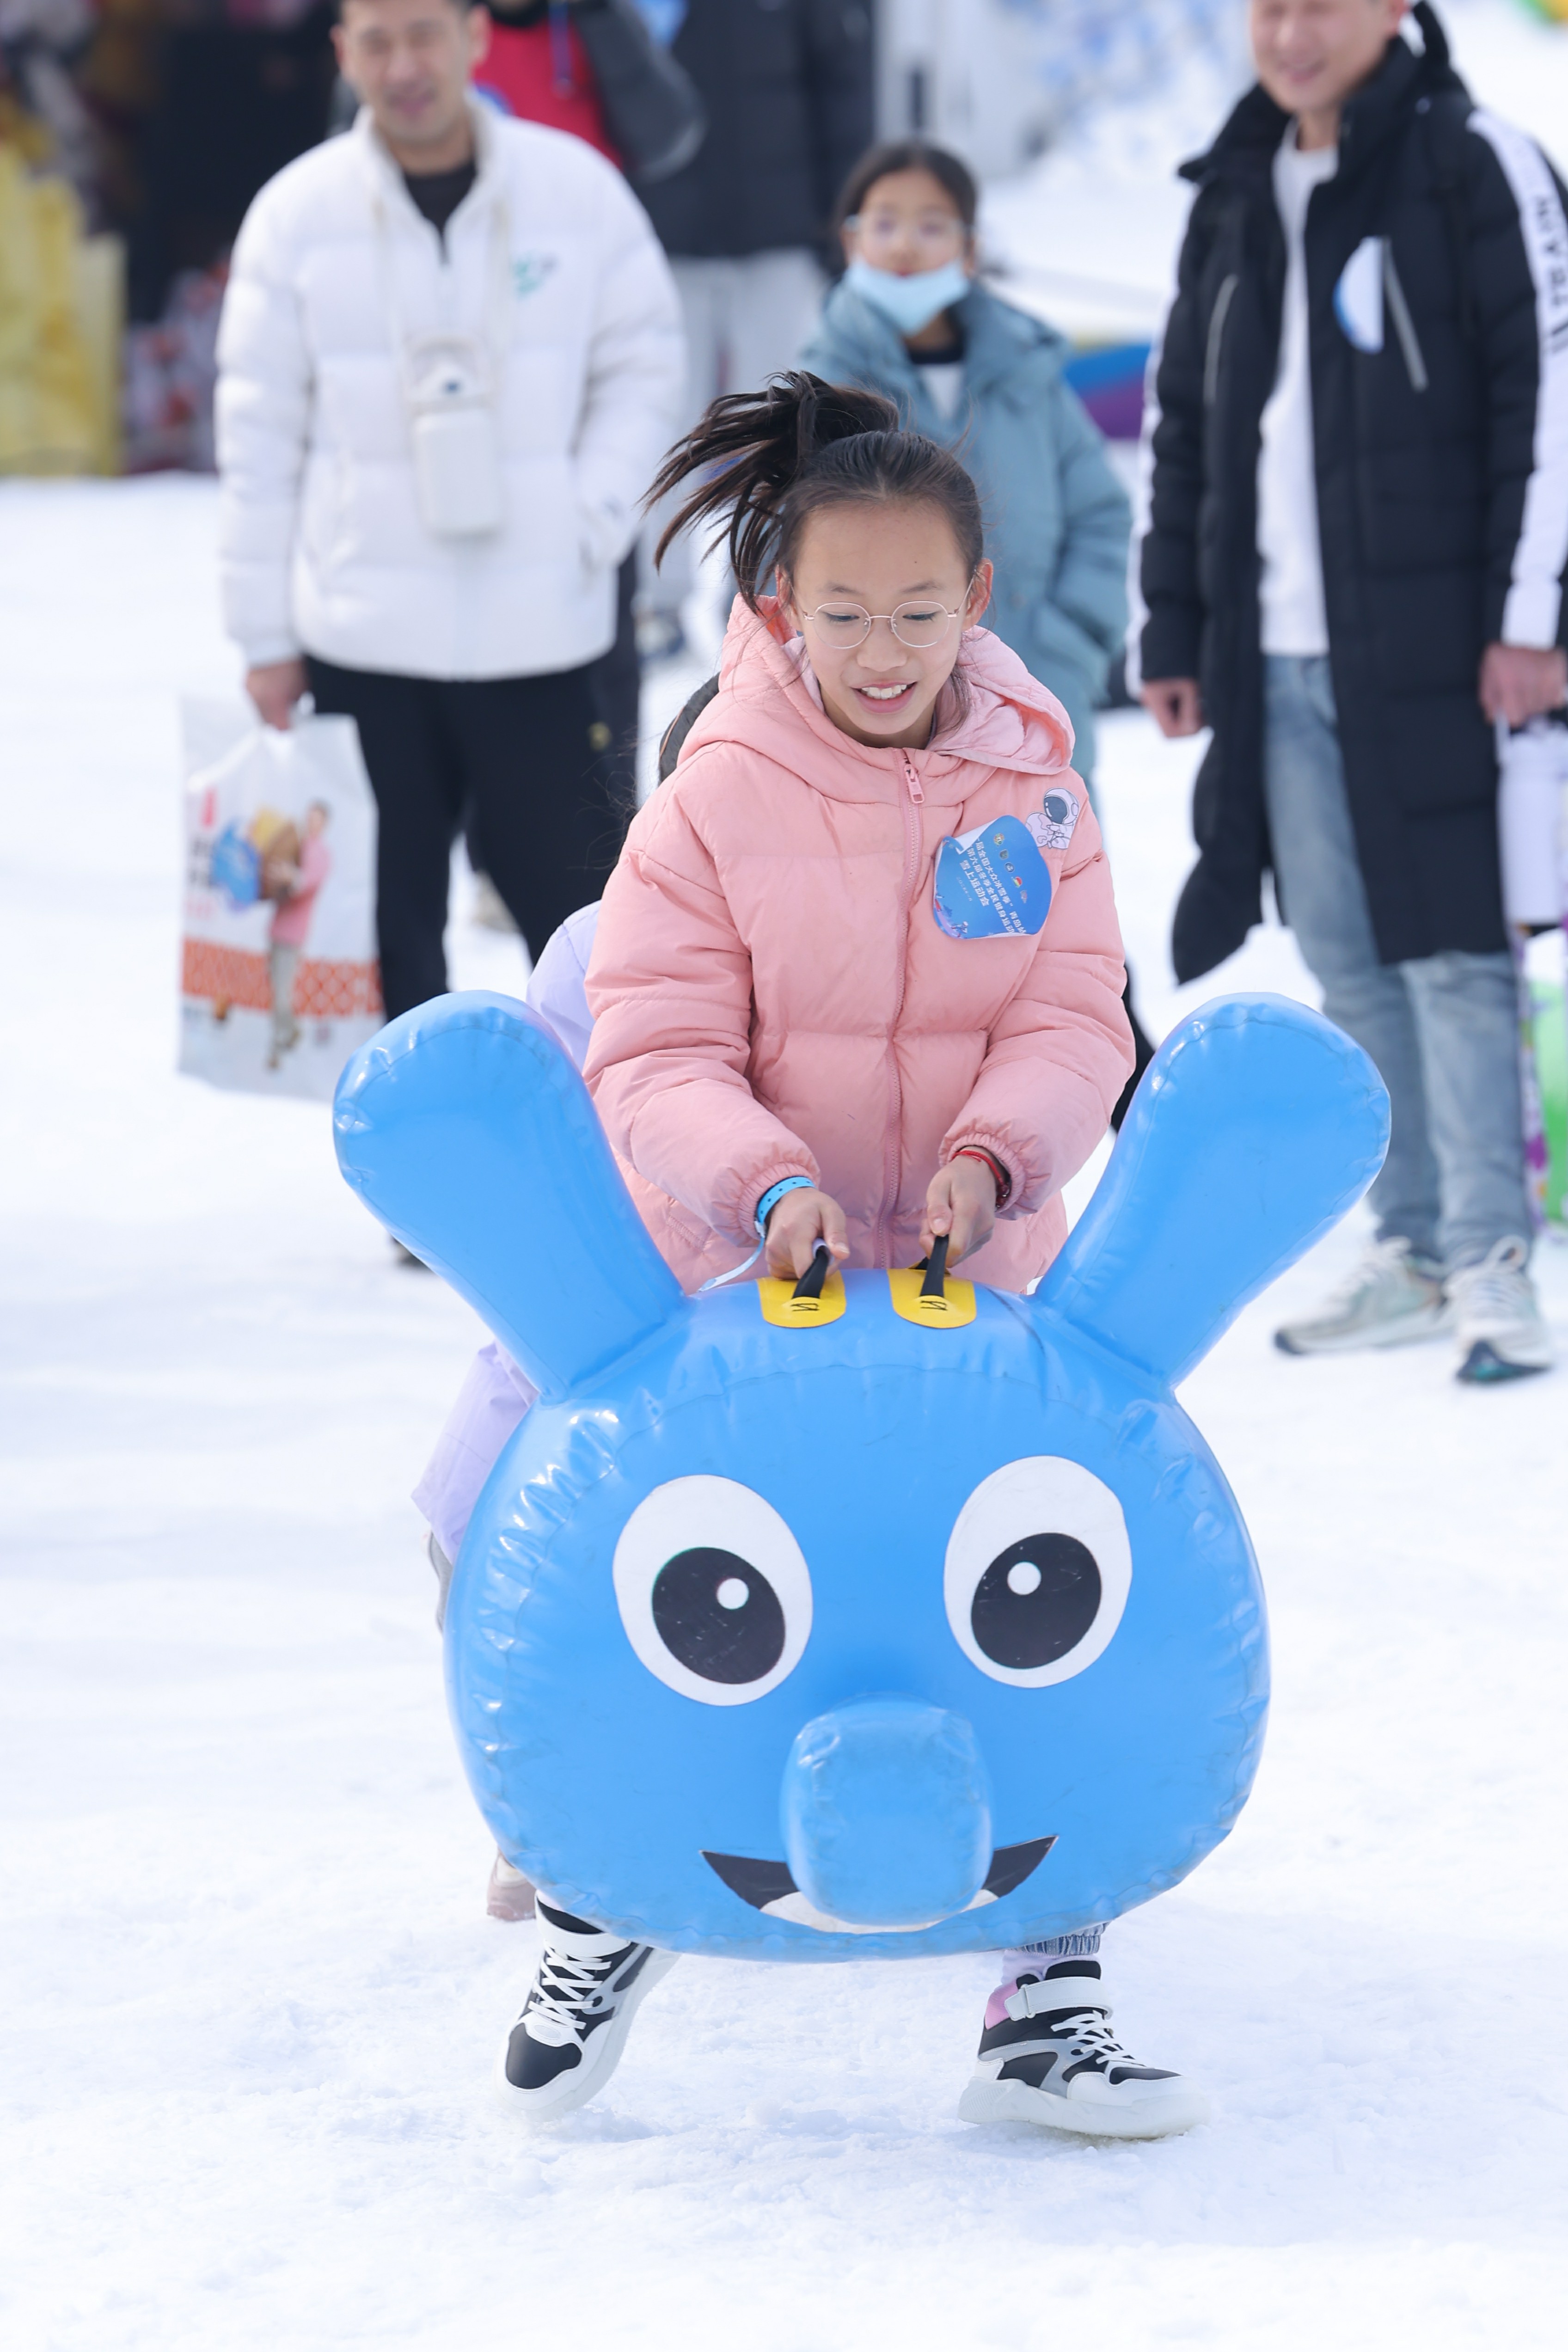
{"left": 2, "top": 478, "right": 1566, "bottom": 2352}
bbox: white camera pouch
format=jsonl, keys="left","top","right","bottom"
{"left": 1497, "top": 712, "right": 1568, "bottom": 929}
{"left": 405, "top": 337, "right": 504, "bottom": 539}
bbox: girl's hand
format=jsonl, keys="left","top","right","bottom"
{"left": 921, "top": 1156, "right": 997, "bottom": 1267}
{"left": 764, "top": 1185, "right": 851, "bottom": 1280}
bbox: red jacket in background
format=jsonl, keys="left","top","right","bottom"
{"left": 476, "top": 20, "right": 621, "bottom": 167}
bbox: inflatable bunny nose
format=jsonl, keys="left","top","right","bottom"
{"left": 780, "top": 1695, "right": 993, "bottom": 1929}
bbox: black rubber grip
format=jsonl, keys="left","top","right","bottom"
{"left": 921, "top": 1235, "right": 950, "bottom": 1298}
{"left": 793, "top": 1243, "right": 833, "bottom": 1300}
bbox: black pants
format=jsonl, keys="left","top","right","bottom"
{"left": 306, "top": 655, "right": 626, "bottom": 1021}
{"left": 594, "top": 550, "right": 642, "bottom": 811}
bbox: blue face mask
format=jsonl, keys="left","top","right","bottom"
{"left": 844, "top": 257, "right": 972, "bottom": 340}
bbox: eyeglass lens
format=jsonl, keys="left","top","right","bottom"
{"left": 853, "top": 212, "right": 965, "bottom": 254}
{"left": 812, "top": 602, "right": 955, "bottom": 649}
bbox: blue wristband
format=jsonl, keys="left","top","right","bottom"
{"left": 754, "top": 1176, "right": 814, "bottom": 1236}
{"left": 696, "top": 1177, "right": 817, "bottom": 1295}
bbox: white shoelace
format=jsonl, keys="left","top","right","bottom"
{"left": 1447, "top": 1237, "right": 1533, "bottom": 1328}
{"left": 1048, "top": 2007, "right": 1142, "bottom": 2076}
{"left": 522, "top": 1942, "right": 630, "bottom": 2047}
{"left": 1007, "top": 1981, "right": 1144, "bottom": 2074}
{"left": 1319, "top": 1235, "right": 1433, "bottom": 1310}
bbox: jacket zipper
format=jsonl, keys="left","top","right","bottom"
{"left": 1204, "top": 272, "right": 1239, "bottom": 406}
{"left": 1380, "top": 240, "right": 1428, "bottom": 392}
{"left": 878, "top": 755, "right": 925, "bottom": 1259}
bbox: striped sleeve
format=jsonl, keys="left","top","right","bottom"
{"left": 1468, "top": 109, "right": 1568, "bottom": 649}
{"left": 1124, "top": 313, "right": 1170, "bottom": 696}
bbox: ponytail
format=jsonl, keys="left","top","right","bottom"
{"left": 646, "top": 369, "right": 985, "bottom": 605}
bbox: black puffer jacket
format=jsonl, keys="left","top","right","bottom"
{"left": 639, "top": 0, "right": 873, "bottom": 261}
{"left": 1138, "top": 4, "right": 1568, "bottom": 980}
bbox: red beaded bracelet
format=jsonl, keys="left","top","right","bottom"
{"left": 952, "top": 1146, "right": 1012, "bottom": 1210}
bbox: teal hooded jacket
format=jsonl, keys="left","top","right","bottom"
{"left": 800, "top": 279, "right": 1130, "bottom": 783}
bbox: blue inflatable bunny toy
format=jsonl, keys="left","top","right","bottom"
{"left": 335, "top": 991, "right": 1386, "bottom": 2137}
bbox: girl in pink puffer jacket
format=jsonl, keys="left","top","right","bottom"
{"left": 420, "top": 382, "right": 1207, "bottom": 2143}
{"left": 588, "top": 373, "right": 1133, "bottom": 1299}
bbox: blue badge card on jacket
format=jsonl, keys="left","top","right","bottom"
{"left": 933, "top": 814, "right": 1052, "bottom": 939}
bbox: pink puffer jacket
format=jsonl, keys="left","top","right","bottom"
{"left": 583, "top": 600, "right": 1133, "bottom": 1294}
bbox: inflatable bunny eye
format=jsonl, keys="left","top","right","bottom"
{"left": 944, "top": 1458, "right": 1131, "bottom": 1688}
{"left": 613, "top": 1476, "right": 813, "bottom": 1706}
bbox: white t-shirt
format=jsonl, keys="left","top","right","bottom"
{"left": 917, "top": 360, "right": 967, "bottom": 422}
{"left": 1256, "top": 127, "right": 1338, "bottom": 656}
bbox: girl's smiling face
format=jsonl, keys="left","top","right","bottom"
{"left": 778, "top": 502, "right": 992, "bottom": 750}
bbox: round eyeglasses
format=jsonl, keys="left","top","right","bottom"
{"left": 799, "top": 592, "right": 971, "bottom": 651}
{"left": 844, "top": 210, "right": 968, "bottom": 258}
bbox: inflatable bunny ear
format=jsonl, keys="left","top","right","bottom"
{"left": 333, "top": 993, "right": 682, "bottom": 1399}
{"left": 1037, "top": 996, "right": 1389, "bottom": 1388}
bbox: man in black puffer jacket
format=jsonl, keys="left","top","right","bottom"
{"left": 637, "top": 0, "right": 874, "bottom": 656}
{"left": 1137, "top": 0, "right": 1562, "bottom": 1382}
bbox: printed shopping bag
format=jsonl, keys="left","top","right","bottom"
{"left": 178, "top": 701, "right": 382, "bottom": 1101}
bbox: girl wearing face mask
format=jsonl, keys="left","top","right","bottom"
{"left": 802, "top": 140, "right": 1133, "bottom": 802}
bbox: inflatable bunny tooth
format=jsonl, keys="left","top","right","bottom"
{"left": 336, "top": 992, "right": 1388, "bottom": 1960}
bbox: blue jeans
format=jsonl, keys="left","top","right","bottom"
{"left": 1262, "top": 656, "right": 1530, "bottom": 1270}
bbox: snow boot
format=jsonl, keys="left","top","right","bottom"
{"left": 1274, "top": 1236, "right": 1449, "bottom": 1354}
{"left": 1448, "top": 1237, "right": 1553, "bottom": 1382}
{"left": 958, "top": 1961, "right": 1208, "bottom": 2140}
{"left": 495, "top": 1899, "right": 677, "bottom": 2125}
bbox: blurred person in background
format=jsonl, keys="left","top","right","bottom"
{"left": 1137, "top": 0, "right": 1564, "bottom": 1380}
{"left": 465, "top": 0, "right": 703, "bottom": 858}
{"left": 215, "top": 0, "right": 683, "bottom": 1027}
{"left": 802, "top": 137, "right": 1151, "bottom": 1116}
{"left": 477, "top": 0, "right": 702, "bottom": 174}
{"left": 803, "top": 142, "right": 1130, "bottom": 816}
{"left": 636, "top": 0, "right": 874, "bottom": 661}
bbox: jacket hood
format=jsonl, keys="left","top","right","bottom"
{"left": 1178, "top": 0, "right": 1469, "bottom": 186}
{"left": 678, "top": 596, "right": 1077, "bottom": 806}
{"left": 815, "top": 276, "right": 1072, "bottom": 398}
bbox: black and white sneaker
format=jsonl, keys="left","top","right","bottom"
{"left": 495, "top": 1899, "right": 678, "bottom": 2125}
{"left": 958, "top": 1961, "right": 1209, "bottom": 2140}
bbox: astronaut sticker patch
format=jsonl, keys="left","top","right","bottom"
{"left": 933, "top": 815, "right": 1052, "bottom": 939}
{"left": 1026, "top": 784, "right": 1082, "bottom": 855}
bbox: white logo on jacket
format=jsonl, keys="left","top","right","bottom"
{"left": 512, "top": 253, "right": 557, "bottom": 299}
{"left": 1334, "top": 237, "right": 1384, "bottom": 354}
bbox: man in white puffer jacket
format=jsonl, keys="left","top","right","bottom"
{"left": 216, "top": 0, "right": 683, "bottom": 1019}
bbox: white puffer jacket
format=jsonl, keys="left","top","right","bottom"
{"left": 216, "top": 103, "right": 684, "bottom": 680}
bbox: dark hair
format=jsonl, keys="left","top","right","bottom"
{"left": 646, "top": 371, "right": 984, "bottom": 609}
{"left": 833, "top": 138, "right": 979, "bottom": 242}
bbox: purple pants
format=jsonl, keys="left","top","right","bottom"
{"left": 412, "top": 1340, "right": 539, "bottom": 1565}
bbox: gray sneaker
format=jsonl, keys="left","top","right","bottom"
{"left": 1449, "top": 1238, "right": 1553, "bottom": 1383}
{"left": 1274, "top": 1237, "right": 1450, "bottom": 1355}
